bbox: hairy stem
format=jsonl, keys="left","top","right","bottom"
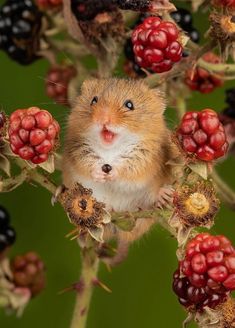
{"left": 176, "top": 96, "right": 187, "bottom": 120}
{"left": 70, "top": 245, "right": 99, "bottom": 328}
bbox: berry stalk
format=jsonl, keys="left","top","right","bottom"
{"left": 70, "top": 244, "right": 99, "bottom": 328}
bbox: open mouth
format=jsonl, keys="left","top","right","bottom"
{"left": 101, "top": 126, "right": 117, "bottom": 144}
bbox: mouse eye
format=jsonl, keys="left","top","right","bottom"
{"left": 91, "top": 96, "right": 98, "bottom": 106}
{"left": 124, "top": 100, "right": 134, "bottom": 110}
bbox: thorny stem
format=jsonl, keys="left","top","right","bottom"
{"left": 70, "top": 244, "right": 100, "bottom": 328}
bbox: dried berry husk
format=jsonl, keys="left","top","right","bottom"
{"left": 210, "top": 13, "right": 235, "bottom": 60}
{"left": 60, "top": 183, "right": 105, "bottom": 229}
{"left": 78, "top": 10, "right": 125, "bottom": 45}
{"left": 173, "top": 181, "right": 220, "bottom": 228}
{"left": 218, "top": 297, "right": 235, "bottom": 327}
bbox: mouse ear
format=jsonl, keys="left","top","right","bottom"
{"left": 80, "top": 78, "right": 100, "bottom": 95}
{"left": 152, "top": 87, "right": 166, "bottom": 113}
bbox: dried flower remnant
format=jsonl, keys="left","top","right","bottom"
{"left": 210, "top": 13, "right": 235, "bottom": 60}
{"left": 60, "top": 183, "right": 110, "bottom": 242}
{"left": 173, "top": 181, "right": 220, "bottom": 228}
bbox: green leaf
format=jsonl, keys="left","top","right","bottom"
{"left": 188, "top": 161, "right": 208, "bottom": 180}
{"left": 39, "top": 154, "right": 55, "bottom": 173}
{"left": 0, "top": 154, "right": 10, "bottom": 176}
{"left": 88, "top": 225, "right": 104, "bottom": 243}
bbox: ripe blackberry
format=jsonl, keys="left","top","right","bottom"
{"left": 185, "top": 52, "right": 223, "bottom": 94}
{"left": 0, "top": 205, "right": 16, "bottom": 253}
{"left": 176, "top": 109, "right": 228, "bottom": 161}
{"left": 173, "top": 269, "right": 228, "bottom": 311}
{"left": 171, "top": 8, "right": 200, "bottom": 45}
{"left": 8, "top": 107, "right": 60, "bottom": 164}
{"left": 11, "top": 252, "right": 45, "bottom": 296}
{"left": 171, "top": 8, "right": 193, "bottom": 31}
{"left": 71, "top": 0, "right": 117, "bottom": 21}
{"left": 115, "top": 0, "right": 151, "bottom": 11}
{"left": 132, "top": 16, "right": 183, "bottom": 74}
{"left": 0, "top": 0, "right": 42, "bottom": 65}
{"left": 173, "top": 233, "right": 235, "bottom": 311}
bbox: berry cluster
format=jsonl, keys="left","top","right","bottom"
{"left": 176, "top": 109, "right": 228, "bottom": 161}
{"left": 46, "top": 65, "right": 77, "bottom": 107}
{"left": 0, "top": 0, "right": 42, "bottom": 65}
{"left": 185, "top": 53, "right": 223, "bottom": 93}
{"left": 36, "top": 0, "right": 62, "bottom": 10}
{"left": 11, "top": 252, "right": 45, "bottom": 296}
{"left": 171, "top": 8, "right": 200, "bottom": 45}
{"left": 132, "top": 16, "right": 183, "bottom": 73}
{"left": 71, "top": 0, "right": 116, "bottom": 21}
{"left": 9, "top": 107, "right": 60, "bottom": 164}
{"left": 0, "top": 205, "right": 16, "bottom": 254}
{"left": 173, "top": 233, "right": 235, "bottom": 311}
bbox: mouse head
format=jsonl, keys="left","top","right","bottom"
{"left": 69, "top": 78, "right": 167, "bottom": 147}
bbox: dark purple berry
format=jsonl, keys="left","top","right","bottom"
{"left": 102, "top": 164, "right": 112, "bottom": 174}
{"left": 0, "top": 205, "right": 10, "bottom": 229}
{"left": 5, "top": 226, "right": 16, "bottom": 245}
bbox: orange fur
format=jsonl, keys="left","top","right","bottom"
{"left": 62, "top": 78, "right": 178, "bottom": 264}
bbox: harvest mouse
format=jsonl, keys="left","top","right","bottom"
{"left": 63, "top": 78, "right": 177, "bottom": 263}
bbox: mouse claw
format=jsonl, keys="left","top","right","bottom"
{"left": 51, "top": 185, "right": 65, "bottom": 206}
{"left": 156, "top": 184, "right": 175, "bottom": 209}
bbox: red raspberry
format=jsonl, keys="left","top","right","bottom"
{"left": 176, "top": 108, "right": 228, "bottom": 161}
{"left": 185, "top": 52, "right": 224, "bottom": 93}
{"left": 46, "top": 66, "right": 77, "bottom": 107}
{"left": 131, "top": 16, "right": 182, "bottom": 73}
{"left": 8, "top": 107, "right": 60, "bottom": 164}
{"left": 36, "top": 0, "right": 62, "bottom": 10}
{"left": 173, "top": 233, "right": 235, "bottom": 311}
{"left": 11, "top": 252, "right": 46, "bottom": 297}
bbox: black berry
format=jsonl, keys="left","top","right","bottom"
{"left": 115, "top": 0, "right": 151, "bottom": 11}
{"left": 0, "top": 0, "right": 42, "bottom": 65}
{"left": 171, "top": 8, "right": 193, "bottom": 31}
{"left": 0, "top": 205, "right": 10, "bottom": 229}
{"left": 0, "top": 233, "right": 8, "bottom": 251}
{"left": 189, "top": 28, "right": 200, "bottom": 44}
{"left": 5, "top": 226, "right": 16, "bottom": 245}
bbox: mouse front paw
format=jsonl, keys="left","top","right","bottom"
{"left": 91, "top": 166, "right": 107, "bottom": 183}
{"left": 156, "top": 184, "right": 174, "bottom": 209}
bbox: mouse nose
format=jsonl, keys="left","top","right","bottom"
{"left": 93, "top": 107, "right": 112, "bottom": 126}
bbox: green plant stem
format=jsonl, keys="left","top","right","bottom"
{"left": 198, "top": 58, "right": 235, "bottom": 75}
{"left": 28, "top": 170, "right": 58, "bottom": 195}
{"left": 70, "top": 246, "right": 99, "bottom": 328}
{"left": 176, "top": 96, "right": 186, "bottom": 120}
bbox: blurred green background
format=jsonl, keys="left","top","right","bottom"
{"left": 0, "top": 1, "right": 235, "bottom": 327}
